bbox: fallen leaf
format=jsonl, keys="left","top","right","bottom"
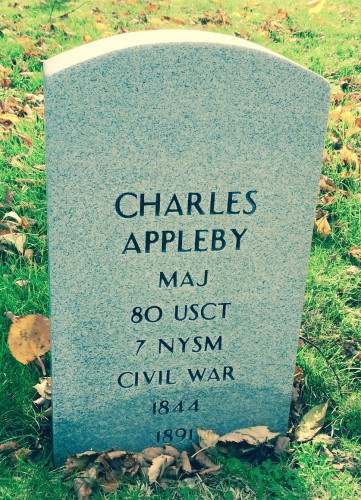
{"left": 34, "top": 377, "right": 52, "bottom": 399}
{"left": 139, "top": 446, "right": 164, "bottom": 464}
{"left": 73, "top": 477, "right": 93, "bottom": 500}
{"left": 332, "top": 463, "right": 344, "bottom": 470}
{"left": 7, "top": 314, "right": 50, "bottom": 364}
{"left": 198, "top": 464, "right": 221, "bottom": 475}
{"left": 0, "top": 232, "right": 26, "bottom": 253}
{"left": 346, "top": 266, "right": 360, "bottom": 276}
{"left": 0, "top": 441, "right": 20, "bottom": 453}
{"left": 66, "top": 451, "right": 99, "bottom": 476}
{"left": 197, "top": 428, "right": 220, "bottom": 448}
{"left": 10, "top": 448, "right": 31, "bottom": 463}
{"left": 103, "top": 450, "right": 138, "bottom": 476}
{"left": 315, "top": 216, "right": 331, "bottom": 236}
{"left": 313, "top": 434, "right": 336, "bottom": 446}
{"left": 294, "top": 366, "right": 304, "bottom": 383}
{"left": 0, "top": 114, "right": 19, "bottom": 125}
{"left": 329, "top": 105, "right": 342, "bottom": 121}
{"left": 163, "top": 445, "right": 180, "bottom": 458}
{"left": 319, "top": 174, "right": 336, "bottom": 192}
{"left": 349, "top": 246, "right": 361, "bottom": 262}
{"left": 4, "top": 211, "right": 22, "bottom": 224}
{"left": 192, "top": 443, "right": 219, "bottom": 468}
{"left": 94, "top": 455, "right": 120, "bottom": 492}
{"left": 274, "top": 436, "right": 290, "bottom": 455}
{"left": 15, "top": 280, "right": 29, "bottom": 287}
{"left": 344, "top": 339, "right": 359, "bottom": 359}
{"left": 219, "top": 426, "right": 280, "bottom": 446}
{"left": 149, "top": 17, "right": 163, "bottom": 25}
{"left": 295, "top": 402, "right": 328, "bottom": 442}
{"left": 318, "top": 194, "right": 334, "bottom": 204}
{"left": 3, "top": 189, "right": 15, "bottom": 206}
{"left": 148, "top": 454, "right": 174, "bottom": 484}
{"left": 171, "top": 18, "right": 184, "bottom": 25}
{"left": 24, "top": 248, "right": 34, "bottom": 264}
{"left": 180, "top": 451, "right": 192, "bottom": 472}
{"left": 20, "top": 217, "right": 30, "bottom": 231}
{"left": 308, "top": 0, "right": 326, "bottom": 15}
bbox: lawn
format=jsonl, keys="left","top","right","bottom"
{"left": 0, "top": 0, "right": 360, "bottom": 498}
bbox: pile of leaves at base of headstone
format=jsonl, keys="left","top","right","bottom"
{"left": 61, "top": 412, "right": 329, "bottom": 500}
{"left": 65, "top": 426, "right": 280, "bottom": 498}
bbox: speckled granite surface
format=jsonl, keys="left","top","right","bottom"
{"left": 44, "top": 30, "right": 330, "bottom": 465}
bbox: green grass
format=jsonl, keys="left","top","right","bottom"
{"left": 0, "top": 0, "right": 360, "bottom": 498}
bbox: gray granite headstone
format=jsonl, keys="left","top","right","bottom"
{"left": 44, "top": 30, "right": 330, "bottom": 464}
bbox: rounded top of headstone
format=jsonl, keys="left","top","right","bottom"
{"left": 43, "top": 30, "right": 328, "bottom": 85}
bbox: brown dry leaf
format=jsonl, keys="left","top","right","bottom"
{"left": 319, "top": 174, "right": 336, "bottom": 192}
{"left": 0, "top": 64, "right": 12, "bottom": 75}
{"left": 94, "top": 455, "right": 120, "bottom": 492}
{"left": 313, "top": 434, "right": 336, "bottom": 446}
{"left": 331, "top": 92, "right": 343, "bottom": 104}
{"left": 172, "top": 18, "right": 184, "bottom": 25}
{"left": 4, "top": 211, "right": 22, "bottom": 225}
{"left": 180, "top": 451, "right": 192, "bottom": 472}
{"left": 100, "top": 450, "right": 138, "bottom": 477}
{"left": 34, "top": 377, "right": 52, "bottom": 400}
{"left": 219, "top": 426, "right": 279, "bottom": 446}
{"left": 333, "top": 463, "right": 344, "bottom": 470}
{"left": 15, "top": 280, "right": 29, "bottom": 287}
{"left": 308, "top": 0, "right": 326, "bottom": 14}
{"left": 139, "top": 446, "right": 164, "bottom": 463}
{"left": 294, "top": 366, "right": 304, "bottom": 383}
{"left": 0, "top": 77, "right": 11, "bottom": 87}
{"left": 0, "top": 441, "right": 20, "bottom": 453}
{"left": 146, "top": 2, "right": 160, "bottom": 13}
{"left": 0, "top": 232, "right": 26, "bottom": 253}
{"left": 349, "top": 246, "right": 361, "bottom": 262}
{"left": 192, "top": 443, "right": 218, "bottom": 468}
{"left": 295, "top": 402, "right": 328, "bottom": 442}
{"left": 4, "top": 189, "right": 15, "bottom": 207}
{"left": 329, "top": 105, "right": 342, "bottom": 121}
{"left": 10, "top": 448, "right": 31, "bottom": 463}
{"left": 148, "top": 454, "right": 174, "bottom": 484}
{"left": 0, "top": 114, "right": 19, "bottom": 125}
{"left": 33, "top": 106, "right": 44, "bottom": 116}
{"left": 73, "top": 477, "right": 93, "bottom": 500}
{"left": 94, "top": 22, "right": 107, "bottom": 30}
{"left": 274, "top": 436, "right": 290, "bottom": 455}
{"left": 197, "top": 428, "right": 220, "bottom": 448}
{"left": 149, "top": 17, "right": 163, "bottom": 25}
{"left": 20, "top": 217, "right": 30, "bottom": 231}
{"left": 318, "top": 194, "right": 334, "bottom": 204}
{"left": 198, "top": 464, "right": 221, "bottom": 475}
{"left": 24, "top": 248, "right": 34, "bottom": 265}
{"left": 346, "top": 266, "right": 360, "bottom": 276}
{"left": 65, "top": 451, "right": 99, "bottom": 477}
{"left": 8, "top": 314, "right": 50, "bottom": 364}
{"left": 315, "top": 216, "right": 331, "bottom": 236}
{"left": 340, "top": 146, "right": 359, "bottom": 168}
{"left": 341, "top": 110, "right": 356, "bottom": 127}
{"left": 344, "top": 339, "right": 359, "bottom": 358}
{"left": 163, "top": 445, "right": 180, "bottom": 458}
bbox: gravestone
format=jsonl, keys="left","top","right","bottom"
{"left": 44, "top": 30, "right": 330, "bottom": 464}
